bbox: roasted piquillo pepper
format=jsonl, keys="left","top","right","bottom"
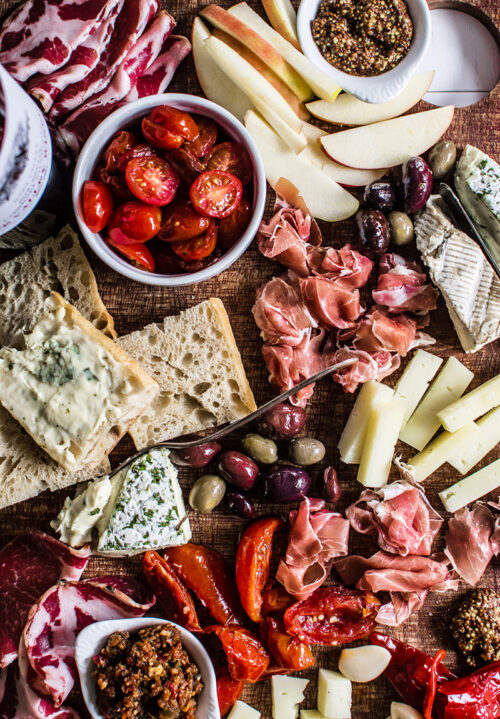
{"left": 163, "top": 544, "right": 244, "bottom": 626}
{"left": 235, "top": 517, "right": 284, "bottom": 623}
{"left": 434, "top": 661, "right": 500, "bottom": 719}
{"left": 216, "top": 665, "right": 245, "bottom": 717}
{"left": 207, "top": 624, "right": 270, "bottom": 683}
{"left": 261, "top": 579, "right": 295, "bottom": 617}
{"left": 284, "top": 587, "right": 380, "bottom": 646}
{"left": 423, "top": 650, "right": 447, "bottom": 719}
{"left": 142, "top": 551, "right": 201, "bottom": 631}
{"left": 261, "top": 616, "right": 315, "bottom": 671}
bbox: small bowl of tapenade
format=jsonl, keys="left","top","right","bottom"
{"left": 75, "top": 618, "right": 220, "bottom": 719}
{"left": 297, "top": 0, "right": 431, "bottom": 103}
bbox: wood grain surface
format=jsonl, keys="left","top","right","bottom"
{"left": 0, "top": 0, "right": 499, "bottom": 717}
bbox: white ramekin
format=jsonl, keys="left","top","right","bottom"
{"left": 72, "top": 93, "right": 266, "bottom": 286}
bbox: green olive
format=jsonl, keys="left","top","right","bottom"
{"left": 188, "top": 474, "right": 226, "bottom": 514}
{"left": 388, "top": 211, "right": 414, "bottom": 246}
{"left": 289, "top": 437, "right": 325, "bottom": 466}
{"left": 242, "top": 433, "right": 278, "bottom": 464}
{"left": 428, "top": 140, "right": 457, "bottom": 179}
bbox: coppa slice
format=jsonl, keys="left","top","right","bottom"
{"left": 307, "top": 71, "right": 434, "bottom": 126}
{"left": 321, "top": 106, "right": 455, "bottom": 169}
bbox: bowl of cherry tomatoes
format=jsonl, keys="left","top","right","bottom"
{"left": 72, "top": 94, "right": 266, "bottom": 286}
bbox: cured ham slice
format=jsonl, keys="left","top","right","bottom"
{"left": 373, "top": 253, "right": 439, "bottom": 315}
{"left": 444, "top": 503, "right": 500, "bottom": 586}
{"left": 277, "top": 498, "right": 349, "bottom": 600}
{"left": 339, "top": 307, "right": 420, "bottom": 356}
{"left": 308, "top": 244, "right": 373, "bottom": 288}
{"left": 125, "top": 35, "right": 191, "bottom": 100}
{"left": 324, "top": 347, "right": 401, "bottom": 393}
{"left": 0, "top": 532, "right": 89, "bottom": 669}
{"left": 253, "top": 277, "right": 316, "bottom": 347}
{"left": 299, "top": 276, "right": 363, "bottom": 330}
{"left": 0, "top": 660, "right": 80, "bottom": 719}
{"left": 0, "top": 0, "right": 121, "bottom": 83}
{"left": 346, "top": 480, "right": 443, "bottom": 556}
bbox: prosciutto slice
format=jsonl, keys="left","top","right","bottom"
{"left": 444, "top": 503, "right": 500, "bottom": 586}
{"left": 0, "top": 532, "right": 89, "bottom": 669}
{"left": 253, "top": 277, "right": 316, "bottom": 346}
{"left": 299, "top": 276, "right": 363, "bottom": 330}
{"left": 324, "top": 347, "right": 401, "bottom": 393}
{"left": 277, "top": 498, "right": 349, "bottom": 600}
{"left": 308, "top": 244, "right": 373, "bottom": 288}
{"left": 339, "top": 307, "right": 422, "bottom": 356}
{"left": 346, "top": 481, "right": 443, "bottom": 557}
{"left": 373, "top": 254, "right": 439, "bottom": 315}
{"left": 124, "top": 34, "right": 191, "bottom": 100}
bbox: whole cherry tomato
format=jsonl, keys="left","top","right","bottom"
{"left": 190, "top": 170, "right": 242, "bottom": 218}
{"left": 261, "top": 616, "right": 315, "bottom": 671}
{"left": 284, "top": 587, "right": 381, "bottom": 646}
{"left": 216, "top": 665, "right": 245, "bottom": 717}
{"left": 82, "top": 180, "right": 113, "bottom": 233}
{"left": 116, "top": 143, "right": 157, "bottom": 172}
{"left": 261, "top": 580, "right": 295, "bottom": 617}
{"left": 141, "top": 106, "right": 199, "bottom": 150}
{"left": 165, "top": 148, "right": 205, "bottom": 185}
{"left": 108, "top": 236, "right": 155, "bottom": 272}
{"left": 205, "top": 141, "right": 252, "bottom": 185}
{"left": 125, "top": 156, "right": 179, "bottom": 206}
{"left": 159, "top": 201, "right": 210, "bottom": 242}
{"left": 183, "top": 116, "right": 218, "bottom": 158}
{"left": 103, "top": 130, "right": 137, "bottom": 172}
{"left": 207, "top": 625, "right": 270, "bottom": 683}
{"left": 108, "top": 201, "right": 162, "bottom": 244}
{"left": 218, "top": 198, "right": 252, "bottom": 250}
{"left": 171, "top": 220, "right": 217, "bottom": 262}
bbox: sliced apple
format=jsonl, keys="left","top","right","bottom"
{"left": 200, "top": 4, "right": 312, "bottom": 102}
{"left": 261, "top": 0, "right": 300, "bottom": 50}
{"left": 246, "top": 91, "right": 307, "bottom": 152}
{"left": 307, "top": 71, "right": 435, "bottom": 126}
{"left": 245, "top": 110, "right": 359, "bottom": 222}
{"left": 229, "top": 3, "right": 341, "bottom": 102}
{"left": 205, "top": 34, "right": 304, "bottom": 134}
{"left": 321, "top": 106, "right": 455, "bottom": 169}
{"left": 192, "top": 18, "right": 252, "bottom": 122}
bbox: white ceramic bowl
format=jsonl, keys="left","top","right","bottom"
{"left": 73, "top": 94, "right": 266, "bottom": 286}
{"left": 75, "top": 617, "right": 220, "bottom": 719}
{"left": 297, "top": 0, "right": 432, "bottom": 103}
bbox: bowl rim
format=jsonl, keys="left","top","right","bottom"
{"left": 75, "top": 616, "right": 220, "bottom": 719}
{"left": 297, "top": 0, "right": 432, "bottom": 103}
{"left": 72, "top": 93, "right": 267, "bottom": 287}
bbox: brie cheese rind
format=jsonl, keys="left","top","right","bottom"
{"left": 414, "top": 196, "right": 500, "bottom": 353}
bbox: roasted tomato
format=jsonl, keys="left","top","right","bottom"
{"left": 142, "top": 106, "right": 199, "bottom": 150}
{"left": 103, "top": 130, "right": 137, "bottom": 172}
{"left": 207, "top": 625, "right": 270, "bottom": 683}
{"left": 284, "top": 587, "right": 380, "bottom": 646}
{"left": 190, "top": 170, "right": 242, "bottom": 219}
{"left": 216, "top": 665, "right": 245, "bottom": 717}
{"left": 125, "top": 156, "right": 179, "bottom": 206}
{"left": 116, "top": 143, "right": 157, "bottom": 172}
{"left": 159, "top": 201, "right": 210, "bottom": 242}
{"left": 261, "top": 617, "right": 315, "bottom": 671}
{"left": 171, "top": 220, "right": 217, "bottom": 262}
{"left": 183, "top": 116, "right": 218, "bottom": 158}
{"left": 218, "top": 198, "right": 252, "bottom": 250}
{"left": 165, "top": 148, "right": 205, "bottom": 185}
{"left": 97, "top": 167, "right": 133, "bottom": 203}
{"left": 81, "top": 180, "right": 113, "bottom": 233}
{"left": 261, "top": 580, "right": 295, "bottom": 617}
{"left": 205, "top": 141, "right": 252, "bottom": 185}
{"left": 108, "top": 202, "right": 162, "bottom": 244}
{"left": 108, "top": 236, "right": 155, "bottom": 272}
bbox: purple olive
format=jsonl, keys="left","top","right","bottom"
{"left": 218, "top": 450, "right": 259, "bottom": 491}
{"left": 227, "top": 491, "right": 256, "bottom": 519}
{"left": 265, "top": 464, "right": 311, "bottom": 503}
{"left": 323, "top": 466, "right": 341, "bottom": 503}
{"left": 259, "top": 402, "right": 307, "bottom": 438}
{"left": 402, "top": 156, "right": 433, "bottom": 213}
{"left": 356, "top": 209, "right": 390, "bottom": 257}
{"left": 170, "top": 442, "right": 222, "bottom": 468}
{"left": 363, "top": 181, "right": 397, "bottom": 212}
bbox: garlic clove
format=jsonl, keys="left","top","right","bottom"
{"left": 338, "top": 645, "right": 391, "bottom": 683}
{"left": 391, "top": 702, "right": 424, "bottom": 719}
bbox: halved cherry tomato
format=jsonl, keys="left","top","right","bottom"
{"left": 190, "top": 170, "right": 242, "bottom": 218}
{"left": 82, "top": 180, "right": 113, "bottom": 233}
{"left": 216, "top": 666, "right": 245, "bottom": 717}
{"left": 108, "top": 236, "right": 155, "bottom": 272}
{"left": 165, "top": 148, "right": 205, "bottom": 185}
{"left": 108, "top": 202, "right": 162, "bottom": 245}
{"left": 159, "top": 201, "right": 210, "bottom": 242}
{"left": 207, "top": 625, "right": 270, "bottom": 683}
{"left": 125, "top": 156, "right": 179, "bottom": 206}
{"left": 218, "top": 198, "right": 252, "bottom": 250}
{"left": 141, "top": 106, "right": 199, "bottom": 150}
{"left": 171, "top": 220, "right": 217, "bottom": 261}
{"left": 183, "top": 116, "right": 218, "bottom": 158}
{"left": 261, "top": 617, "right": 315, "bottom": 671}
{"left": 104, "top": 130, "right": 137, "bottom": 172}
{"left": 205, "top": 141, "right": 252, "bottom": 185}
{"left": 116, "top": 143, "right": 156, "bottom": 172}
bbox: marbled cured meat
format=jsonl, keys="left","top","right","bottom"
{"left": 125, "top": 34, "right": 191, "bottom": 101}
{"left": 444, "top": 503, "right": 500, "bottom": 586}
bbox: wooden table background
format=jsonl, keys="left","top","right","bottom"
{"left": 0, "top": 0, "right": 499, "bottom": 716}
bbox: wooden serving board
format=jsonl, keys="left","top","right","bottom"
{"left": 0, "top": 1, "right": 499, "bottom": 716}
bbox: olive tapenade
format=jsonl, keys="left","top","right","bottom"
{"left": 93, "top": 624, "right": 203, "bottom": 719}
{"left": 312, "top": 0, "right": 413, "bottom": 76}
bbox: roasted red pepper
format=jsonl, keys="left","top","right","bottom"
{"left": 236, "top": 517, "right": 284, "bottom": 623}
{"left": 284, "top": 587, "right": 380, "bottom": 646}
{"left": 261, "top": 580, "right": 295, "bottom": 617}
{"left": 216, "top": 665, "right": 245, "bottom": 717}
{"left": 207, "top": 625, "right": 270, "bottom": 683}
{"left": 163, "top": 544, "right": 244, "bottom": 626}
{"left": 434, "top": 661, "right": 500, "bottom": 719}
{"left": 261, "top": 616, "right": 315, "bottom": 671}
{"left": 142, "top": 551, "right": 201, "bottom": 631}
{"left": 423, "top": 650, "right": 447, "bottom": 719}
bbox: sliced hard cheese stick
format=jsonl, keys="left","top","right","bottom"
{"left": 357, "top": 399, "right": 405, "bottom": 488}
{"left": 338, "top": 381, "right": 394, "bottom": 464}
{"left": 394, "top": 350, "right": 443, "bottom": 426}
{"left": 399, "top": 357, "right": 473, "bottom": 450}
{"left": 447, "top": 405, "right": 500, "bottom": 475}
{"left": 437, "top": 374, "right": 500, "bottom": 433}
{"left": 228, "top": 701, "right": 261, "bottom": 719}
{"left": 408, "top": 423, "right": 479, "bottom": 483}
{"left": 439, "top": 458, "right": 500, "bottom": 513}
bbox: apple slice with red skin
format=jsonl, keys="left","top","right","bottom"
{"left": 261, "top": 0, "right": 301, "bottom": 50}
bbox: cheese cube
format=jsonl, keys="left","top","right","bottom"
{"left": 356, "top": 399, "right": 405, "bottom": 488}
{"left": 439, "top": 458, "right": 500, "bottom": 513}
{"left": 301, "top": 712, "right": 326, "bottom": 719}
{"left": 394, "top": 350, "right": 443, "bottom": 425}
{"left": 228, "top": 701, "right": 261, "bottom": 719}
{"left": 408, "top": 423, "right": 479, "bottom": 482}
{"left": 272, "top": 675, "right": 309, "bottom": 719}
{"left": 399, "top": 357, "right": 473, "bottom": 450}
{"left": 447, "top": 405, "right": 500, "bottom": 474}
{"left": 437, "top": 373, "right": 500, "bottom": 433}
{"left": 317, "top": 669, "right": 351, "bottom": 719}
{"left": 338, "top": 381, "right": 394, "bottom": 464}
